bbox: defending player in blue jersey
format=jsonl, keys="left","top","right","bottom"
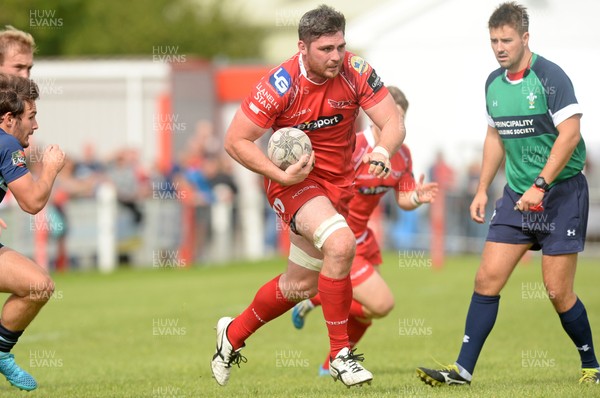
{"left": 0, "top": 73, "right": 66, "bottom": 391}
{"left": 417, "top": 2, "right": 599, "bottom": 386}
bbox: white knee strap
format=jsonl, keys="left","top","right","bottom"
{"left": 313, "top": 213, "right": 348, "bottom": 250}
{"left": 289, "top": 243, "right": 323, "bottom": 271}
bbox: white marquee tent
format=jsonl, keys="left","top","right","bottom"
{"left": 346, "top": 0, "right": 600, "bottom": 180}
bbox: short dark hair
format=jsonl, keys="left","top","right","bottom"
{"left": 298, "top": 4, "right": 345, "bottom": 45}
{"left": 387, "top": 86, "right": 409, "bottom": 112}
{"left": 0, "top": 72, "right": 39, "bottom": 118}
{"left": 488, "top": 2, "right": 529, "bottom": 35}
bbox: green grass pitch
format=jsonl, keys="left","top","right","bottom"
{"left": 1, "top": 253, "right": 599, "bottom": 397}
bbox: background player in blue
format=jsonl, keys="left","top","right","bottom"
{"left": 0, "top": 73, "right": 66, "bottom": 391}
{"left": 417, "top": 2, "right": 599, "bottom": 386}
{"left": 0, "top": 26, "right": 36, "bottom": 233}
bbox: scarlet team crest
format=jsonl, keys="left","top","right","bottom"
{"left": 350, "top": 56, "right": 368, "bottom": 76}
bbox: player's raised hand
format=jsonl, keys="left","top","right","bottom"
{"left": 42, "top": 144, "right": 66, "bottom": 174}
{"left": 281, "top": 150, "right": 315, "bottom": 186}
{"left": 414, "top": 174, "right": 438, "bottom": 204}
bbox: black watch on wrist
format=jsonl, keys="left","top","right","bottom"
{"left": 534, "top": 176, "right": 549, "bottom": 191}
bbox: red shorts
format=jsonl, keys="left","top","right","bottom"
{"left": 265, "top": 176, "right": 352, "bottom": 234}
{"left": 349, "top": 228, "right": 382, "bottom": 287}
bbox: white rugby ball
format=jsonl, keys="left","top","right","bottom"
{"left": 267, "top": 127, "right": 312, "bottom": 170}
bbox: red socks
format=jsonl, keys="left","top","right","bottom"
{"left": 318, "top": 273, "right": 352, "bottom": 358}
{"left": 226, "top": 272, "right": 364, "bottom": 363}
{"left": 347, "top": 315, "right": 371, "bottom": 347}
{"left": 309, "top": 295, "right": 321, "bottom": 306}
{"left": 311, "top": 294, "right": 365, "bottom": 319}
{"left": 349, "top": 299, "right": 365, "bottom": 319}
{"left": 227, "top": 275, "right": 295, "bottom": 349}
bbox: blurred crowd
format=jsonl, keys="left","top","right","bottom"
{"left": 15, "top": 119, "right": 600, "bottom": 269}
{"left": 18, "top": 120, "right": 238, "bottom": 269}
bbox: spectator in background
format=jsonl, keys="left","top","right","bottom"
{"left": 179, "top": 148, "right": 214, "bottom": 262}
{"left": 105, "top": 148, "right": 149, "bottom": 263}
{"left": 74, "top": 142, "right": 105, "bottom": 180}
{"left": 50, "top": 155, "right": 100, "bottom": 270}
{"left": 203, "top": 152, "right": 239, "bottom": 260}
{"left": 194, "top": 119, "right": 221, "bottom": 159}
{"left": 429, "top": 150, "right": 455, "bottom": 193}
{"left": 203, "top": 152, "right": 237, "bottom": 206}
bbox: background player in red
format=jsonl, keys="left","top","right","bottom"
{"left": 0, "top": 73, "right": 66, "bottom": 391}
{"left": 291, "top": 86, "right": 438, "bottom": 375}
{"left": 211, "top": 5, "right": 405, "bottom": 388}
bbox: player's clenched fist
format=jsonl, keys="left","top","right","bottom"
{"left": 43, "top": 144, "right": 66, "bottom": 173}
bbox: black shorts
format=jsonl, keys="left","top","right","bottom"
{"left": 486, "top": 173, "right": 588, "bottom": 255}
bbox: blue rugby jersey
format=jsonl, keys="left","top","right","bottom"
{"left": 0, "top": 128, "right": 29, "bottom": 203}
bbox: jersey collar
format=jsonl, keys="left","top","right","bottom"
{"left": 298, "top": 53, "right": 329, "bottom": 86}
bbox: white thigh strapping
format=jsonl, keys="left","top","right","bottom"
{"left": 312, "top": 213, "right": 348, "bottom": 250}
{"left": 289, "top": 243, "right": 324, "bottom": 271}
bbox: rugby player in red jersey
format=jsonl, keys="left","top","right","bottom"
{"left": 211, "top": 5, "right": 405, "bottom": 388}
{"left": 291, "top": 86, "right": 438, "bottom": 375}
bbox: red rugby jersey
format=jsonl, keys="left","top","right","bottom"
{"left": 241, "top": 51, "right": 388, "bottom": 187}
{"left": 347, "top": 128, "right": 415, "bottom": 237}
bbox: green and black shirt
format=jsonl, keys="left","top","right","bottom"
{"left": 485, "top": 53, "right": 586, "bottom": 194}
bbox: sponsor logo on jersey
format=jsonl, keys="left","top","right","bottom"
{"left": 253, "top": 82, "right": 280, "bottom": 113}
{"left": 358, "top": 185, "right": 391, "bottom": 195}
{"left": 291, "top": 184, "right": 318, "bottom": 199}
{"left": 269, "top": 67, "right": 292, "bottom": 96}
{"left": 350, "top": 55, "right": 368, "bottom": 75}
{"left": 494, "top": 118, "right": 535, "bottom": 136}
{"left": 294, "top": 114, "right": 343, "bottom": 131}
{"left": 367, "top": 69, "right": 383, "bottom": 93}
{"left": 11, "top": 150, "right": 26, "bottom": 167}
{"left": 328, "top": 99, "right": 354, "bottom": 109}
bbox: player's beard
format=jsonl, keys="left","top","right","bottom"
{"left": 305, "top": 56, "right": 341, "bottom": 82}
{"left": 322, "top": 63, "right": 341, "bottom": 79}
